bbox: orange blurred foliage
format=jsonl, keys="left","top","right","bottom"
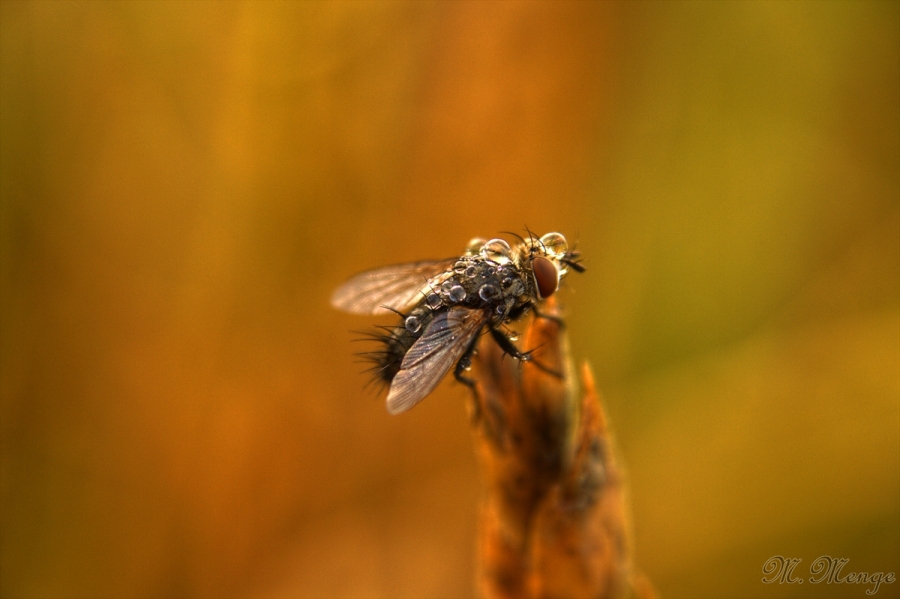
{"left": 1, "top": 2, "right": 897, "bottom": 598}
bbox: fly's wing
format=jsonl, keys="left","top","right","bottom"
{"left": 330, "top": 259, "right": 456, "bottom": 315}
{"left": 386, "top": 307, "right": 488, "bottom": 414}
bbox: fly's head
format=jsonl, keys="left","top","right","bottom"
{"left": 517, "top": 232, "right": 585, "bottom": 302}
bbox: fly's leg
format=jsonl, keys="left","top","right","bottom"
{"left": 532, "top": 306, "right": 566, "bottom": 329}
{"left": 454, "top": 336, "right": 481, "bottom": 421}
{"left": 454, "top": 351, "right": 477, "bottom": 390}
{"left": 488, "top": 327, "right": 563, "bottom": 379}
{"left": 508, "top": 303, "right": 566, "bottom": 329}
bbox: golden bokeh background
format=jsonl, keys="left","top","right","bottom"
{"left": 1, "top": 2, "right": 897, "bottom": 598}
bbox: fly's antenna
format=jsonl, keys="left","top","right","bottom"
{"left": 561, "top": 235, "right": 585, "bottom": 272}
{"left": 560, "top": 245, "right": 586, "bottom": 272}
{"left": 560, "top": 260, "right": 587, "bottom": 272}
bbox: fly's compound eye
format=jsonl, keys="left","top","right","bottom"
{"left": 532, "top": 256, "right": 560, "bottom": 299}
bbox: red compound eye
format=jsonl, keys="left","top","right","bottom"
{"left": 532, "top": 256, "right": 559, "bottom": 298}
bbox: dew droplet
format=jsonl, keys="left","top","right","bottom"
{"left": 426, "top": 293, "right": 442, "bottom": 309}
{"left": 465, "top": 265, "right": 477, "bottom": 278}
{"left": 480, "top": 238, "right": 512, "bottom": 265}
{"left": 479, "top": 284, "right": 499, "bottom": 301}
{"left": 405, "top": 315, "right": 421, "bottom": 333}
{"left": 465, "top": 237, "right": 487, "bottom": 255}
{"left": 539, "top": 232, "right": 568, "bottom": 257}
{"left": 453, "top": 261, "right": 468, "bottom": 273}
{"left": 449, "top": 285, "right": 466, "bottom": 302}
{"left": 441, "top": 280, "right": 455, "bottom": 293}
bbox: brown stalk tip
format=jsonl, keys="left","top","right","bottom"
{"left": 470, "top": 298, "right": 655, "bottom": 599}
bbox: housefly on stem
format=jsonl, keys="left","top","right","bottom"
{"left": 331, "top": 231, "right": 584, "bottom": 414}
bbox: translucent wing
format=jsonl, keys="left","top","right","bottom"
{"left": 386, "top": 307, "right": 488, "bottom": 414}
{"left": 330, "top": 259, "right": 456, "bottom": 315}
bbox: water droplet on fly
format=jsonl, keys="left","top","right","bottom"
{"left": 538, "top": 232, "right": 569, "bottom": 257}
{"left": 426, "top": 293, "right": 442, "bottom": 309}
{"left": 479, "top": 284, "right": 499, "bottom": 301}
{"left": 405, "top": 315, "right": 421, "bottom": 333}
{"left": 449, "top": 285, "right": 466, "bottom": 302}
{"left": 480, "top": 238, "right": 512, "bottom": 265}
{"left": 466, "top": 237, "right": 487, "bottom": 255}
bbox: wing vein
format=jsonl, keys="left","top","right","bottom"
{"left": 330, "top": 259, "right": 456, "bottom": 315}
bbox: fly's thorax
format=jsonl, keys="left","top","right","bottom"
{"left": 415, "top": 233, "right": 575, "bottom": 321}
{"left": 440, "top": 255, "right": 529, "bottom": 320}
{"left": 393, "top": 233, "right": 573, "bottom": 335}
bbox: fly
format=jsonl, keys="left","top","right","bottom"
{"left": 331, "top": 231, "right": 584, "bottom": 414}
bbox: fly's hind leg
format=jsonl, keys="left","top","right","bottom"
{"left": 489, "top": 327, "right": 563, "bottom": 379}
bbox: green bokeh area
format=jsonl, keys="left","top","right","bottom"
{"left": 1, "top": 2, "right": 897, "bottom": 598}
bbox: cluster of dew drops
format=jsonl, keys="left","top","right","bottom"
{"left": 399, "top": 233, "right": 571, "bottom": 345}
{"left": 402, "top": 238, "right": 516, "bottom": 336}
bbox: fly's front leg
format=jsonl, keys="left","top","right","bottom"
{"left": 532, "top": 306, "right": 566, "bottom": 329}
{"left": 488, "top": 327, "right": 563, "bottom": 379}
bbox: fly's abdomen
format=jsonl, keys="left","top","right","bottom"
{"left": 369, "top": 303, "right": 437, "bottom": 384}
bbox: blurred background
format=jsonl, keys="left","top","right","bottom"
{"left": 1, "top": 2, "right": 897, "bottom": 598}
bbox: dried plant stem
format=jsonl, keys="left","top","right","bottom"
{"left": 470, "top": 298, "right": 654, "bottom": 599}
